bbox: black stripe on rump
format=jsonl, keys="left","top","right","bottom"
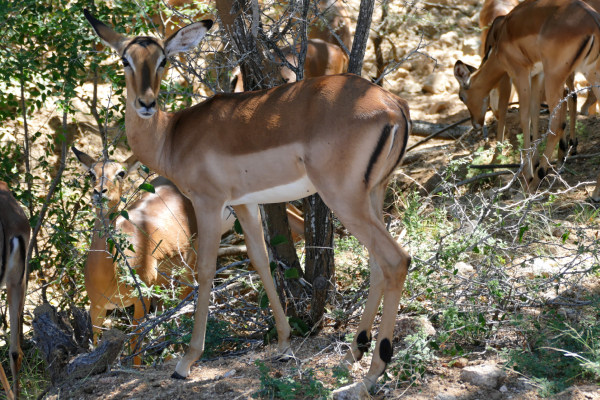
{"left": 364, "top": 124, "right": 392, "bottom": 185}
{"left": 571, "top": 36, "right": 592, "bottom": 71}
{"left": 17, "top": 236, "right": 27, "bottom": 284}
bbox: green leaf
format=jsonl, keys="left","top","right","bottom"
{"left": 120, "top": 210, "right": 129, "bottom": 220}
{"left": 288, "top": 316, "right": 309, "bottom": 336}
{"left": 139, "top": 182, "right": 155, "bottom": 193}
{"left": 259, "top": 293, "right": 269, "bottom": 309}
{"left": 140, "top": 164, "right": 150, "bottom": 174}
{"left": 284, "top": 268, "right": 299, "bottom": 279}
{"left": 518, "top": 225, "right": 529, "bottom": 242}
{"left": 234, "top": 219, "right": 243, "bottom": 234}
{"left": 271, "top": 234, "right": 288, "bottom": 246}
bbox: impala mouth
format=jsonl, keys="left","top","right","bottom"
{"left": 471, "top": 121, "right": 488, "bottom": 140}
{"left": 137, "top": 108, "right": 156, "bottom": 119}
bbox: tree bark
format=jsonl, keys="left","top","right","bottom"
{"left": 348, "top": 0, "right": 376, "bottom": 75}
{"left": 303, "top": 195, "right": 335, "bottom": 327}
{"left": 216, "top": 0, "right": 303, "bottom": 315}
{"left": 32, "top": 304, "right": 125, "bottom": 384}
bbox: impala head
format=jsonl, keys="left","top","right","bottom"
{"left": 454, "top": 60, "right": 490, "bottom": 137}
{"left": 72, "top": 146, "right": 137, "bottom": 211}
{"left": 83, "top": 9, "right": 213, "bottom": 119}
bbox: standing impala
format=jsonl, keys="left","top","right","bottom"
{"left": 84, "top": 10, "right": 411, "bottom": 396}
{"left": 0, "top": 181, "right": 30, "bottom": 399}
{"left": 455, "top": 0, "right": 600, "bottom": 190}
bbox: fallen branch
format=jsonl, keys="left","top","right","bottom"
{"left": 470, "top": 152, "right": 600, "bottom": 170}
{"left": 408, "top": 118, "right": 471, "bottom": 152}
{"left": 218, "top": 245, "right": 247, "bottom": 257}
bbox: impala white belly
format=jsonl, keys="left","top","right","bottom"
{"left": 229, "top": 175, "right": 317, "bottom": 205}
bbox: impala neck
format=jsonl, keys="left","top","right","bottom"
{"left": 471, "top": 55, "right": 506, "bottom": 96}
{"left": 125, "top": 97, "right": 171, "bottom": 178}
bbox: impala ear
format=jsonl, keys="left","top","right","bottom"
{"left": 71, "top": 146, "right": 95, "bottom": 170}
{"left": 84, "top": 9, "right": 129, "bottom": 54}
{"left": 454, "top": 60, "right": 474, "bottom": 89}
{"left": 164, "top": 20, "right": 213, "bottom": 57}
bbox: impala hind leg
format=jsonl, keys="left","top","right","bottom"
{"left": 173, "top": 205, "right": 223, "bottom": 379}
{"left": 532, "top": 76, "right": 569, "bottom": 188}
{"left": 233, "top": 204, "right": 292, "bottom": 356}
{"left": 325, "top": 187, "right": 411, "bottom": 390}
{"left": 6, "top": 263, "right": 26, "bottom": 399}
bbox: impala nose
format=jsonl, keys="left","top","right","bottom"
{"left": 138, "top": 99, "right": 156, "bottom": 110}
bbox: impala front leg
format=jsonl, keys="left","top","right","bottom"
{"left": 234, "top": 204, "right": 292, "bottom": 356}
{"left": 173, "top": 203, "right": 223, "bottom": 379}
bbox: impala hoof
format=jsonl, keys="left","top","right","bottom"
{"left": 332, "top": 381, "right": 370, "bottom": 400}
{"left": 272, "top": 353, "right": 294, "bottom": 363}
{"left": 171, "top": 371, "right": 187, "bottom": 380}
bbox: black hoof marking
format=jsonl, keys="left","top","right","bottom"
{"left": 171, "top": 371, "right": 186, "bottom": 380}
{"left": 559, "top": 139, "right": 568, "bottom": 151}
{"left": 275, "top": 353, "right": 293, "bottom": 363}
{"left": 537, "top": 167, "right": 546, "bottom": 180}
{"left": 357, "top": 330, "right": 372, "bottom": 354}
{"left": 379, "top": 338, "right": 393, "bottom": 364}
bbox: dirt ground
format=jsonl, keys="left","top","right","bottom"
{"left": 24, "top": 0, "right": 600, "bottom": 399}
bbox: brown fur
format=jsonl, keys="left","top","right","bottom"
{"left": 85, "top": 10, "right": 411, "bottom": 392}
{"left": 308, "top": 0, "right": 353, "bottom": 50}
{"left": 72, "top": 147, "right": 208, "bottom": 364}
{"left": 0, "top": 181, "right": 30, "bottom": 399}
{"left": 455, "top": 0, "right": 600, "bottom": 190}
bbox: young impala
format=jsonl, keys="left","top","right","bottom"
{"left": 73, "top": 147, "right": 232, "bottom": 363}
{"left": 84, "top": 10, "right": 411, "bottom": 396}
{"left": 309, "top": 0, "right": 353, "bottom": 51}
{"left": 230, "top": 38, "right": 349, "bottom": 92}
{"left": 0, "top": 181, "right": 30, "bottom": 400}
{"left": 455, "top": 0, "right": 600, "bottom": 190}
{"left": 477, "top": 0, "right": 518, "bottom": 143}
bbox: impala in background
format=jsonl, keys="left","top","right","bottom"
{"left": 0, "top": 181, "right": 30, "bottom": 400}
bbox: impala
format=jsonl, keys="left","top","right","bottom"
{"left": 592, "top": 174, "right": 600, "bottom": 202}
{"left": 231, "top": 38, "right": 348, "bottom": 92}
{"left": 309, "top": 0, "right": 353, "bottom": 51}
{"left": 455, "top": 0, "right": 600, "bottom": 190}
{"left": 73, "top": 146, "right": 233, "bottom": 363}
{"left": 84, "top": 9, "right": 411, "bottom": 395}
{"left": 477, "top": 0, "right": 518, "bottom": 143}
{"left": 0, "top": 181, "right": 30, "bottom": 400}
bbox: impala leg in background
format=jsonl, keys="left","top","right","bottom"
{"left": 233, "top": 204, "right": 292, "bottom": 356}
{"left": 532, "top": 71, "right": 572, "bottom": 187}
{"left": 591, "top": 172, "right": 600, "bottom": 202}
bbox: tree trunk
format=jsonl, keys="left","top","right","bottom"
{"left": 303, "top": 195, "right": 334, "bottom": 327}
{"left": 302, "top": 0, "right": 376, "bottom": 328}
{"left": 216, "top": 0, "right": 303, "bottom": 315}
{"left": 32, "top": 304, "right": 125, "bottom": 384}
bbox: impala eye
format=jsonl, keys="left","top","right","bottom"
{"left": 122, "top": 57, "right": 130, "bottom": 68}
{"left": 116, "top": 170, "right": 126, "bottom": 179}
